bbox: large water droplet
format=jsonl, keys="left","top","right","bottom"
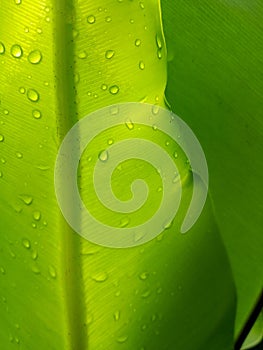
{"left": 11, "top": 44, "right": 23, "bottom": 58}
{"left": 105, "top": 50, "right": 115, "bottom": 59}
{"left": 87, "top": 15, "right": 96, "bottom": 24}
{"left": 109, "top": 85, "right": 119, "bottom": 95}
{"left": 0, "top": 42, "right": 5, "bottom": 54}
{"left": 28, "top": 50, "right": 42, "bottom": 64}
{"left": 27, "top": 89, "right": 39, "bottom": 102}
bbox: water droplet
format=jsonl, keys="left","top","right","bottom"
{"left": 157, "top": 286, "right": 163, "bottom": 294}
{"left": 19, "top": 194, "right": 33, "bottom": 205}
{"left": 105, "top": 16, "right": 112, "bottom": 23}
{"left": 105, "top": 50, "right": 115, "bottom": 59}
{"left": 33, "top": 211, "right": 41, "bottom": 221}
{"left": 152, "top": 124, "right": 158, "bottom": 131}
{"left": 78, "top": 51, "right": 87, "bottom": 59}
{"left": 0, "top": 266, "right": 6, "bottom": 274}
{"left": 120, "top": 217, "right": 130, "bottom": 228}
{"left": 15, "top": 337, "right": 20, "bottom": 344}
{"left": 173, "top": 151, "right": 178, "bottom": 159}
{"left": 139, "top": 1, "right": 145, "bottom": 9}
{"left": 101, "top": 84, "right": 107, "bottom": 91}
{"left": 48, "top": 265, "right": 57, "bottom": 278}
{"left": 110, "top": 106, "right": 119, "bottom": 115}
{"left": 16, "top": 152, "right": 23, "bottom": 159}
{"left": 135, "top": 39, "right": 141, "bottom": 47}
{"left": 22, "top": 239, "right": 31, "bottom": 249}
{"left": 109, "top": 85, "right": 119, "bottom": 95}
{"left": 157, "top": 49, "right": 162, "bottom": 59}
{"left": 19, "top": 87, "right": 26, "bottom": 94}
{"left": 27, "top": 89, "right": 39, "bottom": 102}
{"left": 11, "top": 44, "right": 23, "bottom": 58}
{"left": 1, "top": 157, "right": 6, "bottom": 164}
{"left": 4, "top": 109, "right": 9, "bottom": 115}
{"left": 0, "top": 42, "right": 5, "bottom": 54}
{"left": 141, "top": 324, "right": 147, "bottom": 331}
{"left": 87, "top": 15, "right": 96, "bottom": 24}
{"left": 36, "top": 165, "right": 50, "bottom": 171}
{"left": 114, "top": 310, "right": 120, "bottom": 321}
{"left": 0, "top": 135, "right": 4, "bottom": 142}
{"left": 37, "top": 28, "right": 42, "bottom": 34}
{"left": 91, "top": 271, "right": 108, "bottom": 282}
{"left": 31, "top": 249, "right": 38, "bottom": 260}
{"left": 24, "top": 27, "right": 29, "bottom": 33}
{"left": 0, "top": 171, "right": 3, "bottom": 178}
{"left": 98, "top": 150, "right": 109, "bottom": 162}
{"left": 141, "top": 289, "right": 151, "bottom": 298}
{"left": 156, "top": 34, "right": 162, "bottom": 49}
{"left": 139, "top": 61, "right": 145, "bottom": 70}
{"left": 32, "top": 109, "right": 41, "bottom": 119}
{"left": 31, "top": 264, "right": 40, "bottom": 274}
{"left": 139, "top": 272, "right": 149, "bottom": 281}
{"left": 28, "top": 50, "right": 42, "bottom": 64}
{"left": 152, "top": 105, "right": 159, "bottom": 115}
{"left": 107, "top": 138, "right": 114, "bottom": 145}
{"left": 117, "top": 335, "right": 128, "bottom": 344}
{"left": 125, "top": 119, "right": 134, "bottom": 130}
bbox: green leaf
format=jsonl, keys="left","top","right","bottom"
{"left": 0, "top": 1, "right": 236, "bottom": 349}
{"left": 162, "top": 0, "right": 263, "bottom": 339}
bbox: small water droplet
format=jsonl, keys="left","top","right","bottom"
{"left": 78, "top": 51, "right": 87, "bottom": 59}
{"left": 0, "top": 171, "right": 3, "bottom": 178}
{"left": 19, "top": 194, "right": 33, "bottom": 205}
{"left": 135, "top": 39, "right": 141, "bottom": 47}
{"left": 4, "top": 109, "right": 9, "bottom": 115}
{"left": 116, "top": 335, "right": 128, "bottom": 344}
{"left": 19, "top": 87, "right": 26, "bottom": 94}
{"left": 27, "top": 89, "right": 39, "bottom": 102}
{"left": 28, "top": 50, "right": 42, "bottom": 64}
{"left": 107, "top": 138, "right": 114, "bottom": 145}
{"left": 139, "top": 1, "right": 145, "bottom": 9}
{"left": 141, "top": 289, "right": 151, "bottom": 298}
{"left": 31, "top": 249, "right": 38, "bottom": 260}
{"left": 1, "top": 157, "right": 6, "bottom": 164}
{"left": 37, "top": 28, "right": 42, "bottom": 34}
{"left": 15, "top": 0, "right": 22, "bottom": 5}
{"left": 48, "top": 265, "right": 57, "bottom": 278}
{"left": 141, "top": 324, "right": 147, "bottom": 331}
{"left": 152, "top": 105, "right": 159, "bottom": 115}
{"left": 109, "top": 85, "right": 119, "bottom": 95}
{"left": 156, "top": 34, "right": 162, "bottom": 49}
{"left": 32, "top": 109, "right": 42, "bottom": 119}
{"left": 105, "top": 50, "right": 115, "bottom": 59}
{"left": 139, "top": 272, "right": 149, "bottom": 281}
{"left": 173, "top": 151, "right": 178, "bottom": 159}
{"left": 16, "top": 152, "right": 23, "bottom": 159}
{"left": 22, "top": 239, "right": 31, "bottom": 249}
{"left": 0, "top": 42, "right": 5, "bottom": 54}
{"left": 87, "top": 15, "right": 96, "bottom": 24}
{"left": 125, "top": 119, "right": 134, "bottom": 130}
{"left": 101, "top": 84, "right": 107, "bottom": 91}
{"left": 105, "top": 16, "right": 112, "bottom": 23}
{"left": 24, "top": 27, "right": 29, "bottom": 33}
{"left": 98, "top": 150, "right": 109, "bottom": 162}
{"left": 0, "top": 135, "right": 4, "bottom": 142}
{"left": 0, "top": 266, "right": 6, "bottom": 274}
{"left": 139, "top": 61, "right": 145, "bottom": 70}
{"left": 33, "top": 211, "right": 41, "bottom": 221}
{"left": 15, "top": 337, "right": 20, "bottom": 344}
{"left": 31, "top": 264, "right": 40, "bottom": 274}
{"left": 157, "top": 49, "right": 162, "bottom": 59}
{"left": 11, "top": 44, "right": 23, "bottom": 58}
{"left": 91, "top": 271, "right": 108, "bottom": 282}
{"left": 114, "top": 310, "right": 120, "bottom": 321}
{"left": 120, "top": 217, "right": 130, "bottom": 228}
